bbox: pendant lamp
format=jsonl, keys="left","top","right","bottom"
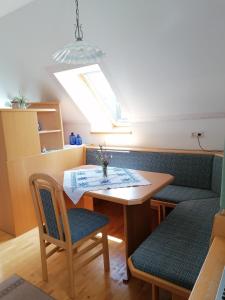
{"left": 53, "top": 0, "right": 105, "bottom": 65}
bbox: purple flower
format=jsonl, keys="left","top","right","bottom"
{"left": 96, "top": 145, "right": 112, "bottom": 166}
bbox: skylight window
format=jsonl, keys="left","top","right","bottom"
{"left": 54, "top": 65, "right": 129, "bottom": 132}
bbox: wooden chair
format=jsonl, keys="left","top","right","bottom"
{"left": 29, "top": 173, "right": 110, "bottom": 299}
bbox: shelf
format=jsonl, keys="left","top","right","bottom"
{"left": 64, "top": 144, "right": 84, "bottom": 149}
{"left": 41, "top": 148, "right": 63, "bottom": 154}
{"left": 40, "top": 145, "right": 84, "bottom": 155}
{"left": 35, "top": 108, "right": 56, "bottom": 112}
{"left": 39, "top": 130, "right": 62, "bottom": 134}
{"left": 90, "top": 130, "right": 132, "bottom": 134}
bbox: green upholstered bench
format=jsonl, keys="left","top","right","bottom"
{"left": 129, "top": 197, "right": 220, "bottom": 299}
{"left": 87, "top": 148, "right": 223, "bottom": 298}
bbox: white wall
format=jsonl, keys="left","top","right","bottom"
{"left": 0, "top": 0, "right": 225, "bottom": 149}
{"left": 64, "top": 118, "right": 225, "bottom": 150}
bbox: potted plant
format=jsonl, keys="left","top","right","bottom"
{"left": 9, "top": 94, "right": 29, "bottom": 109}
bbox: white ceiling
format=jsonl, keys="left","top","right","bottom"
{"left": 0, "top": 0, "right": 224, "bottom": 149}
{"left": 0, "top": 0, "right": 35, "bottom": 18}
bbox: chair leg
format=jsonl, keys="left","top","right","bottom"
{"left": 152, "top": 284, "right": 159, "bottom": 300}
{"left": 66, "top": 248, "right": 75, "bottom": 299}
{"left": 102, "top": 231, "right": 110, "bottom": 272}
{"left": 40, "top": 239, "right": 48, "bottom": 281}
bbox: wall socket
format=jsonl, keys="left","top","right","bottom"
{"left": 191, "top": 132, "right": 205, "bottom": 138}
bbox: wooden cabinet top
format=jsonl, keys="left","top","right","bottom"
{"left": 0, "top": 108, "right": 56, "bottom": 112}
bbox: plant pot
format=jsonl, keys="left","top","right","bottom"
{"left": 11, "top": 102, "right": 20, "bottom": 109}
{"left": 20, "top": 103, "right": 27, "bottom": 109}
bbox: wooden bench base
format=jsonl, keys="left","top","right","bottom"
{"left": 151, "top": 199, "right": 176, "bottom": 224}
{"left": 128, "top": 257, "right": 191, "bottom": 300}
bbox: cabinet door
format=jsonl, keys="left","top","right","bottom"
{"left": 0, "top": 162, "right": 14, "bottom": 234}
{"left": 7, "top": 146, "right": 85, "bottom": 236}
{"left": 1, "top": 111, "right": 41, "bottom": 161}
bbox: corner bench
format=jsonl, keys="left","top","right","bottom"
{"left": 86, "top": 147, "right": 223, "bottom": 299}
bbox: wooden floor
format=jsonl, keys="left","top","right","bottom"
{"left": 0, "top": 202, "right": 171, "bottom": 300}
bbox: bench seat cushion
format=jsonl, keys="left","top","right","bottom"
{"left": 154, "top": 185, "right": 218, "bottom": 204}
{"left": 131, "top": 198, "right": 219, "bottom": 290}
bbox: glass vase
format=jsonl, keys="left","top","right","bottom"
{"left": 102, "top": 165, "right": 108, "bottom": 178}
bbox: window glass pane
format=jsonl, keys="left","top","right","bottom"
{"left": 82, "top": 70, "right": 122, "bottom": 122}
{"left": 54, "top": 64, "right": 129, "bottom": 132}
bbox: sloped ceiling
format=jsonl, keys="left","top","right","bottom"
{"left": 0, "top": 0, "right": 35, "bottom": 18}
{"left": 0, "top": 0, "right": 224, "bottom": 148}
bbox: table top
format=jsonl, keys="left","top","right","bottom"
{"left": 189, "top": 236, "right": 225, "bottom": 300}
{"left": 57, "top": 165, "right": 174, "bottom": 206}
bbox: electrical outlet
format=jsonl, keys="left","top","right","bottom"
{"left": 191, "top": 132, "right": 205, "bottom": 138}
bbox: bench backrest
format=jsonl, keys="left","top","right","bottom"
{"left": 211, "top": 156, "right": 223, "bottom": 195}
{"left": 86, "top": 149, "right": 214, "bottom": 189}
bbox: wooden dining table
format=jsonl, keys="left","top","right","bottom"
{"left": 57, "top": 165, "right": 174, "bottom": 281}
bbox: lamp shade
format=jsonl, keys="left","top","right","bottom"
{"left": 53, "top": 40, "right": 105, "bottom": 65}
{"left": 220, "top": 141, "right": 225, "bottom": 210}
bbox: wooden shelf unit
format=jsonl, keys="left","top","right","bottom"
{"left": 28, "top": 102, "right": 64, "bottom": 152}
{"left": 0, "top": 102, "right": 85, "bottom": 236}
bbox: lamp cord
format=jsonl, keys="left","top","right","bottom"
{"left": 75, "top": 0, "right": 83, "bottom": 41}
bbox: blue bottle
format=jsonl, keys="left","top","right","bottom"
{"left": 69, "top": 132, "right": 77, "bottom": 145}
{"left": 76, "top": 134, "right": 82, "bottom": 145}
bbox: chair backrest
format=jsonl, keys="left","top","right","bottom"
{"left": 29, "top": 173, "right": 72, "bottom": 244}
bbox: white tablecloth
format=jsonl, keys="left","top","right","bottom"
{"left": 63, "top": 166, "right": 151, "bottom": 204}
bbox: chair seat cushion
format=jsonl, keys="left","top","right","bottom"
{"left": 154, "top": 185, "right": 218, "bottom": 204}
{"left": 67, "top": 208, "right": 109, "bottom": 244}
{"left": 131, "top": 198, "right": 219, "bottom": 290}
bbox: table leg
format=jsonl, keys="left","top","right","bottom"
{"left": 123, "top": 200, "right": 152, "bottom": 282}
